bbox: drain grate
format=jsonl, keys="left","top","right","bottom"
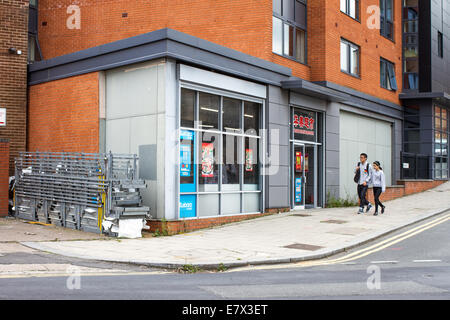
{"left": 283, "top": 243, "right": 324, "bottom": 251}
{"left": 292, "top": 213, "right": 312, "bottom": 217}
{"left": 320, "top": 219, "right": 348, "bottom": 224}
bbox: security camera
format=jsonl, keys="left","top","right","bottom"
{"left": 8, "top": 48, "right": 22, "bottom": 55}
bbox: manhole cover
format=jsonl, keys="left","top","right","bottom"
{"left": 292, "top": 213, "right": 312, "bottom": 217}
{"left": 283, "top": 243, "right": 324, "bottom": 251}
{"left": 320, "top": 219, "right": 348, "bottom": 224}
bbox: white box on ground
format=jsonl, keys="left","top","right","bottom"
{"left": 118, "top": 219, "right": 145, "bottom": 238}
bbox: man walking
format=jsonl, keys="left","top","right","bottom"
{"left": 355, "top": 153, "right": 373, "bottom": 214}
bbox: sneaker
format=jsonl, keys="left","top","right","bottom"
{"left": 358, "top": 208, "right": 364, "bottom": 214}
{"left": 374, "top": 211, "right": 378, "bottom": 216}
{"left": 381, "top": 206, "right": 385, "bottom": 214}
{"left": 365, "top": 203, "right": 372, "bottom": 213}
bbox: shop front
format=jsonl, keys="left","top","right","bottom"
{"left": 177, "top": 66, "right": 266, "bottom": 219}
{"left": 290, "top": 107, "right": 324, "bottom": 209}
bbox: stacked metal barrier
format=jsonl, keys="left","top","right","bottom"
{"left": 14, "top": 152, "right": 150, "bottom": 236}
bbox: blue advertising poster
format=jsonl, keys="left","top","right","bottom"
{"left": 180, "top": 195, "right": 196, "bottom": 218}
{"left": 180, "top": 130, "right": 194, "bottom": 141}
{"left": 180, "top": 129, "right": 194, "bottom": 178}
{"left": 295, "top": 178, "right": 302, "bottom": 203}
{"left": 180, "top": 144, "right": 191, "bottom": 177}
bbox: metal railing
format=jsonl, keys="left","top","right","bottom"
{"left": 14, "top": 152, "right": 149, "bottom": 235}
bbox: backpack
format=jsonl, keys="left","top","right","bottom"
{"left": 354, "top": 162, "right": 369, "bottom": 184}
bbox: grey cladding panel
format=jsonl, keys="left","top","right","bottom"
{"left": 139, "top": 144, "right": 157, "bottom": 180}
{"left": 266, "top": 186, "right": 290, "bottom": 208}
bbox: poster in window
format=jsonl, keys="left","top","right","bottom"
{"left": 201, "top": 143, "right": 214, "bottom": 178}
{"left": 245, "top": 148, "right": 253, "bottom": 172}
{"left": 180, "top": 144, "right": 191, "bottom": 177}
{"left": 180, "top": 195, "right": 196, "bottom": 218}
{"left": 295, "top": 151, "right": 302, "bottom": 172}
{"left": 180, "top": 130, "right": 194, "bottom": 178}
{"left": 295, "top": 178, "right": 302, "bottom": 203}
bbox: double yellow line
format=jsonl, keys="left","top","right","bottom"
{"left": 228, "top": 212, "right": 450, "bottom": 272}
{"left": 296, "top": 212, "right": 450, "bottom": 267}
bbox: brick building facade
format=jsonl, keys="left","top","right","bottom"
{"left": 0, "top": 0, "right": 29, "bottom": 174}
{"left": 19, "top": 1, "right": 450, "bottom": 229}
{"left": 0, "top": 139, "right": 9, "bottom": 216}
{"left": 36, "top": 0, "right": 400, "bottom": 104}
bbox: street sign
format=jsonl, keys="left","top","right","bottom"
{"left": 0, "top": 108, "right": 5, "bottom": 126}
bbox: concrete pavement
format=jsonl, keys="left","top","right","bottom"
{"left": 18, "top": 182, "right": 450, "bottom": 269}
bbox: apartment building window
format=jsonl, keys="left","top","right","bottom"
{"left": 28, "top": 0, "right": 41, "bottom": 63}
{"left": 403, "top": 0, "right": 419, "bottom": 90}
{"left": 438, "top": 31, "right": 444, "bottom": 58}
{"left": 380, "top": 0, "right": 394, "bottom": 40}
{"left": 272, "top": 0, "right": 307, "bottom": 64}
{"left": 340, "top": 0, "right": 359, "bottom": 21}
{"left": 434, "top": 105, "right": 449, "bottom": 179}
{"left": 380, "top": 58, "right": 398, "bottom": 90}
{"left": 340, "top": 39, "right": 359, "bottom": 76}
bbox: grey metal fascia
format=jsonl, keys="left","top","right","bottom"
{"left": 341, "top": 99, "right": 403, "bottom": 120}
{"left": 314, "top": 81, "right": 403, "bottom": 112}
{"left": 399, "top": 91, "right": 450, "bottom": 100}
{"left": 28, "top": 28, "right": 292, "bottom": 86}
{"left": 281, "top": 78, "right": 349, "bottom": 101}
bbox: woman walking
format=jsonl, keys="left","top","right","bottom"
{"left": 371, "top": 161, "right": 386, "bottom": 216}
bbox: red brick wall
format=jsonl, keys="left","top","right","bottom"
{"left": 36, "top": 0, "right": 312, "bottom": 83}
{"left": 147, "top": 212, "right": 279, "bottom": 236}
{"left": 310, "top": 0, "right": 403, "bottom": 105}
{"left": 0, "top": 139, "right": 10, "bottom": 217}
{"left": 367, "top": 180, "right": 446, "bottom": 204}
{"left": 0, "top": 0, "right": 29, "bottom": 174}
{"left": 27, "top": 73, "right": 99, "bottom": 153}
{"left": 36, "top": 0, "right": 402, "bottom": 104}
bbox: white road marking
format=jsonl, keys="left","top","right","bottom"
{"left": 413, "top": 260, "right": 442, "bottom": 263}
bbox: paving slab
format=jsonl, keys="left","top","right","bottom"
{"left": 19, "top": 182, "right": 450, "bottom": 269}
{"left": 0, "top": 218, "right": 106, "bottom": 242}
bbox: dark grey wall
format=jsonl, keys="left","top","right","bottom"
{"left": 430, "top": 0, "right": 450, "bottom": 93}
{"left": 265, "top": 85, "right": 291, "bottom": 209}
{"left": 325, "top": 103, "right": 340, "bottom": 199}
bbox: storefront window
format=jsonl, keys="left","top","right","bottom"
{"left": 198, "top": 131, "right": 219, "bottom": 191}
{"left": 222, "top": 134, "right": 241, "bottom": 190}
{"left": 222, "top": 98, "right": 241, "bottom": 133}
{"left": 198, "top": 194, "right": 219, "bottom": 217}
{"left": 179, "top": 87, "right": 263, "bottom": 218}
{"left": 434, "top": 105, "right": 449, "bottom": 179}
{"left": 199, "top": 93, "right": 220, "bottom": 130}
{"left": 244, "top": 137, "right": 260, "bottom": 191}
{"left": 244, "top": 102, "right": 260, "bottom": 136}
{"left": 181, "top": 88, "right": 195, "bottom": 128}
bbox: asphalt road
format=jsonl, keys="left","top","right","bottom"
{"left": 0, "top": 212, "right": 449, "bottom": 300}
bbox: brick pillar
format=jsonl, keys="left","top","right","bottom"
{"left": 0, "top": 139, "right": 10, "bottom": 217}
